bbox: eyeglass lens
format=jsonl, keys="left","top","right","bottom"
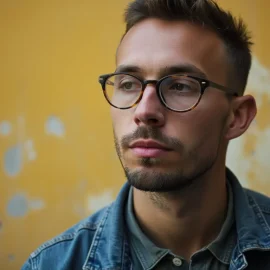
{"left": 104, "top": 74, "right": 201, "bottom": 111}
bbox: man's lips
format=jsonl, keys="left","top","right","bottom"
{"left": 129, "top": 140, "right": 171, "bottom": 157}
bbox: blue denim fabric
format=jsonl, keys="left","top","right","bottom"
{"left": 22, "top": 169, "right": 270, "bottom": 270}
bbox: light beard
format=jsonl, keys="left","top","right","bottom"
{"left": 113, "top": 126, "right": 221, "bottom": 193}
{"left": 115, "top": 140, "right": 218, "bottom": 193}
{"left": 122, "top": 156, "right": 216, "bottom": 192}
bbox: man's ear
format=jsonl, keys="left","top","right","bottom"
{"left": 225, "top": 95, "right": 257, "bottom": 140}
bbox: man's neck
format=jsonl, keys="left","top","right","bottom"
{"left": 132, "top": 170, "right": 228, "bottom": 260}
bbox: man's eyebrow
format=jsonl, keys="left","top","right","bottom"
{"left": 161, "top": 64, "right": 207, "bottom": 79}
{"left": 115, "top": 64, "right": 207, "bottom": 79}
{"left": 115, "top": 65, "right": 142, "bottom": 73}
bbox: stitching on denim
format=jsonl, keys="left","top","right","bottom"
{"left": 121, "top": 236, "right": 131, "bottom": 270}
{"left": 247, "top": 194, "right": 270, "bottom": 238}
{"left": 259, "top": 205, "right": 270, "bottom": 214}
{"left": 83, "top": 206, "right": 112, "bottom": 269}
{"left": 31, "top": 256, "right": 37, "bottom": 270}
{"left": 30, "top": 221, "right": 99, "bottom": 258}
{"left": 130, "top": 239, "right": 146, "bottom": 268}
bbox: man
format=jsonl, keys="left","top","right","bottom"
{"left": 22, "top": 0, "right": 270, "bottom": 269}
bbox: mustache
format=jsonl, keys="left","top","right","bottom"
{"left": 120, "top": 126, "right": 183, "bottom": 151}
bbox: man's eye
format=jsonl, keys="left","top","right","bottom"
{"left": 122, "top": 81, "right": 133, "bottom": 89}
{"left": 170, "top": 83, "right": 190, "bottom": 91}
{"left": 118, "top": 80, "right": 140, "bottom": 91}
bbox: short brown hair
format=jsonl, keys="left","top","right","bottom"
{"left": 123, "top": 0, "right": 253, "bottom": 95}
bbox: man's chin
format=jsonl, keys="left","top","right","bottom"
{"left": 125, "top": 156, "right": 163, "bottom": 167}
{"left": 124, "top": 167, "right": 192, "bottom": 192}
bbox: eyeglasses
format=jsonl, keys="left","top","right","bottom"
{"left": 98, "top": 73, "right": 238, "bottom": 112}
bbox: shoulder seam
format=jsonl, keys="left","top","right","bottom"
{"left": 31, "top": 222, "right": 99, "bottom": 257}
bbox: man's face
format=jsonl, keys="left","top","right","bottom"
{"left": 112, "top": 19, "right": 232, "bottom": 192}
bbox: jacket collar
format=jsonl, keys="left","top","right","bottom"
{"left": 227, "top": 168, "right": 270, "bottom": 269}
{"left": 83, "top": 169, "right": 270, "bottom": 270}
{"left": 83, "top": 183, "right": 132, "bottom": 270}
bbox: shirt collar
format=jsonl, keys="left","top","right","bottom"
{"left": 226, "top": 168, "right": 270, "bottom": 252}
{"left": 125, "top": 187, "right": 169, "bottom": 270}
{"left": 84, "top": 168, "right": 270, "bottom": 269}
{"left": 207, "top": 180, "right": 236, "bottom": 264}
{"left": 125, "top": 179, "right": 236, "bottom": 268}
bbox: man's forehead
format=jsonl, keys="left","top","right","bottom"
{"left": 117, "top": 18, "right": 223, "bottom": 55}
{"left": 116, "top": 18, "right": 227, "bottom": 82}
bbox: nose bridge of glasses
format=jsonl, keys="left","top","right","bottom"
{"left": 142, "top": 79, "right": 158, "bottom": 90}
{"left": 138, "top": 79, "right": 165, "bottom": 108}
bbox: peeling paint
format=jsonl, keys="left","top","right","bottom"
{"left": 4, "top": 144, "right": 23, "bottom": 177}
{"left": 45, "top": 116, "right": 65, "bottom": 137}
{"left": 0, "top": 121, "right": 12, "bottom": 136}
{"left": 7, "top": 194, "right": 28, "bottom": 217}
{"left": 24, "top": 139, "right": 33, "bottom": 150}
{"left": 6, "top": 194, "right": 45, "bottom": 217}
{"left": 28, "top": 199, "right": 45, "bottom": 210}
{"left": 8, "top": 254, "right": 15, "bottom": 262}
{"left": 227, "top": 137, "right": 251, "bottom": 187}
{"left": 246, "top": 56, "right": 270, "bottom": 107}
{"left": 247, "top": 56, "right": 270, "bottom": 94}
{"left": 227, "top": 54, "right": 270, "bottom": 189}
{"left": 28, "top": 151, "right": 37, "bottom": 161}
{"left": 24, "top": 139, "right": 37, "bottom": 161}
{"left": 253, "top": 128, "right": 270, "bottom": 172}
{"left": 87, "top": 190, "right": 114, "bottom": 213}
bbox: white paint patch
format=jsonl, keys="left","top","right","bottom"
{"left": 28, "top": 151, "right": 37, "bottom": 161}
{"left": 24, "top": 139, "right": 37, "bottom": 161}
{"left": 247, "top": 56, "right": 270, "bottom": 93}
{"left": 0, "top": 121, "right": 12, "bottom": 136}
{"left": 7, "top": 193, "right": 29, "bottom": 217}
{"left": 226, "top": 137, "right": 251, "bottom": 187}
{"left": 28, "top": 198, "right": 45, "bottom": 210}
{"left": 24, "top": 139, "right": 34, "bottom": 150}
{"left": 87, "top": 190, "right": 114, "bottom": 213}
{"left": 246, "top": 56, "right": 270, "bottom": 106}
{"left": 4, "top": 144, "right": 23, "bottom": 177}
{"left": 45, "top": 116, "right": 65, "bottom": 137}
{"left": 227, "top": 55, "right": 270, "bottom": 188}
{"left": 6, "top": 194, "right": 46, "bottom": 217}
{"left": 253, "top": 128, "right": 270, "bottom": 175}
{"left": 228, "top": 124, "right": 270, "bottom": 187}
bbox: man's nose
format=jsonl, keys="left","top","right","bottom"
{"left": 133, "top": 85, "right": 165, "bottom": 127}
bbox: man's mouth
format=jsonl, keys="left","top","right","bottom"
{"left": 129, "top": 139, "right": 171, "bottom": 158}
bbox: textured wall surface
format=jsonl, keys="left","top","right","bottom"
{"left": 0, "top": 1, "right": 269, "bottom": 269}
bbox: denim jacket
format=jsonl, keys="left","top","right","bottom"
{"left": 22, "top": 169, "right": 270, "bottom": 270}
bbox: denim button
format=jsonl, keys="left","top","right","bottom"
{"left": 172, "top": 257, "right": 183, "bottom": 266}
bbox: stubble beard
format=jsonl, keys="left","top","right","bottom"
{"left": 123, "top": 156, "right": 216, "bottom": 192}
{"left": 113, "top": 127, "right": 219, "bottom": 193}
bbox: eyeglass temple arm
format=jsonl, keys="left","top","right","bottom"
{"left": 208, "top": 81, "right": 239, "bottom": 96}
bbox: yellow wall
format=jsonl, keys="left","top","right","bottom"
{"left": 0, "top": 1, "right": 269, "bottom": 269}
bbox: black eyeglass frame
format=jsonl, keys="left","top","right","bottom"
{"left": 98, "top": 72, "right": 239, "bottom": 112}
